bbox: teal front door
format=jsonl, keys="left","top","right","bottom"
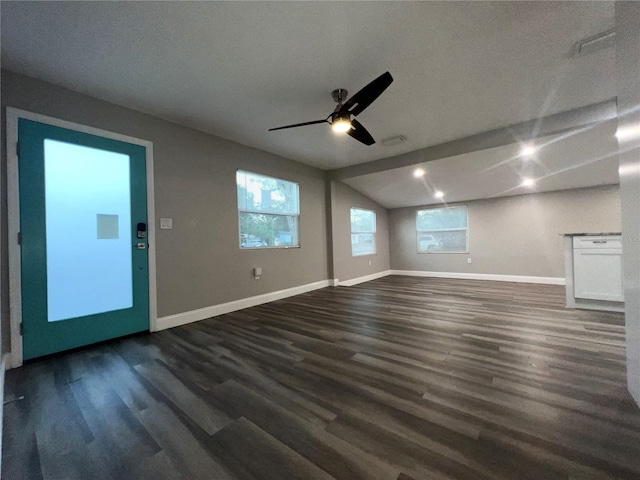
{"left": 18, "top": 118, "right": 150, "bottom": 360}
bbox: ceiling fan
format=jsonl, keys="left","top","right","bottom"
{"left": 268, "top": 72, "right": 393, "bottom": 146}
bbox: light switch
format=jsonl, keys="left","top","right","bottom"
{"left": 160, "top": 218, "right": 173, "bottom": 229}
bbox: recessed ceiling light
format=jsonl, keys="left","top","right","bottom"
{"left": 522, "top": 178, "right": 535, "bottom": 187}
{"left": 520, "top": 144, "right": 537, "bottom": 157}
{"left": 435, "top": 191, "right": 444, "bottom": 198}
{"left": 616, "top": 124, "right": 640, "bottom": 142}
{"left": 413, "top": 168, "right": 426, "bottom": 178}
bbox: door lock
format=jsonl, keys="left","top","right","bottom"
{"left": 135, "top": 243, "right": 146, "bottom": 250}
{"left": 137, "top": 222, "right": 147, "bottom": 239}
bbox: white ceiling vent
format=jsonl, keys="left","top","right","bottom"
{"left": 381, "top": 135, "right": 407, "bottom": 146}
{"left": 573, "top": 30, "right": 615, "bottom": 57}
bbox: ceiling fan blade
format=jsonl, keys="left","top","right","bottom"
{"left": 340, "top": 71, "right": 393, "bottom": 117}
{"left": 346, "top": 119, "right": 375, "bottom": 146}
{"left": 268, "top": 119, "right": 328, "bottom": 131}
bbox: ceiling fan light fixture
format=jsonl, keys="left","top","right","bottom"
{"left": 332, "top": 117, "right": 352, "bottom": 134}
{"left": 268, "top": 71, "right": 393, "bottom": 146}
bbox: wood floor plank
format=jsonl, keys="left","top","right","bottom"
{"left": 135, "top": 402, "right": 237, "bottom": 480}
{"left": 134, "top": 360, "right": 232, "bottom": 436}
{"left": 326, "top": 411, "right": 500, "bottom": 480}
{"left": 209, "top": 417, "right": 336, "bottom": 480}
{"left": 2, "top": 397, "right": 43, "bottom": 480}
{"left": 210, "top": 379, "right": 400, "bottom": 480}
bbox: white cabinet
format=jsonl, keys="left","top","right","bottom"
{"left": 572, "top": 235, "right": 624, "bottom": 303}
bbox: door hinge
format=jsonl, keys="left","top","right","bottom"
{"left": 16, "top": 141, "right": 20, "bottom": 158}
{"left": 17, "top": 232, "right": 22, "bottom": 245}
{"left": 19, "top": 322, "right": 23, "bottom": 336}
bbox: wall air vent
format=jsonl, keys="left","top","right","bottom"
{"left": 573, "top": 29, "right": 615, "bottom": 57}
{"left": 381, "top": 135, "right": 407, "bottom": 146}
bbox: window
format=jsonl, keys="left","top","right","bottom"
{"left": 237, "top": 170, "right": 299, "bottom": 248}
{"left": 416, "top": 205, "right": 468, "bottom": 253}
{"left": 351, "top": 208, "right": 376, "bottom": 256}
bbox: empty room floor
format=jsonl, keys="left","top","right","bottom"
{"left": 3, "top": 276, "right": 640, "bottom": 480}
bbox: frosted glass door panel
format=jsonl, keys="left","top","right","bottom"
{"left": 44, "top": 139, "right": 133, "bottom": 322}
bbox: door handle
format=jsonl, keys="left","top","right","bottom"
{"left": 592, "top": 240, "right": 608, "bottom": 244}
{"left": 134, "top": 243, "right": 147, "bottom": 250}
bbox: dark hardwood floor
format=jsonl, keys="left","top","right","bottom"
{"left": 4, "top": 276, "right": 640, "bottom": 480}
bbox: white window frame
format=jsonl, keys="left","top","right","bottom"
{"left": 416, "top": 205, "right": 469, "bottom": 254}
{"left": 350, "top": 207, "right": 377, "bottom": 257}
{"left": 236, "top": 170, "right": 300, "bottom": 249}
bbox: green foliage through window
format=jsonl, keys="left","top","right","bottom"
{"left": 237, "top": 171, "right": 299, "bottom": 248}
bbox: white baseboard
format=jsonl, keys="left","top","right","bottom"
{"left": 568, "top": 299, "right": 625, "bottom": 313}
{"left": 5, "top": 352, "right": 22, "bottom": 370}
{"left": 156, "top": 279, "right": 331, "bottom": 331}
{"left": 329, "top": 279, "right": 340, "bottom": 287}
{"left": 390, "top": 270, "right": 566, "bottom": 285}
{"left": 337, "top": 270, "right": 392, "bottom": 287}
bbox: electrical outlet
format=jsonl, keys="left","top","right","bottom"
{"left": 467, "top": 258, "right": 472, "bottom": 264}
{"left": 368, "top": 260, "right": 372, "bottom": 266}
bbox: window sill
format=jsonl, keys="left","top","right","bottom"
{"left": 417, "top": 251, "right": 470, "bottom": 255}
{"left": 240, "top": 245, "right": 301, "bottom": 250}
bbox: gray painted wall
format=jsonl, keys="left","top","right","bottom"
{"left": 616, "top": 1, "right": 640, "bottom": 406}
{"left": 330, "top": 181, "right": 390, "bottom": 283}
{"left": 389, "top": 185, "right": 621, "bottom": 278}
{"left": 1, "top": 70, "right": 329, "bottom": 353}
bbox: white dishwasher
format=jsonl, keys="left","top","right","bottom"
{"left": 572, "top": 235, "right": 624, "bottom": 303}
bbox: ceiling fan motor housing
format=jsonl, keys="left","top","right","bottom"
{"left": 331, "top": 88, "right": 348, "bottom": 104}
{"left": 332, "top": 110, "right": 351, "bottom": 123}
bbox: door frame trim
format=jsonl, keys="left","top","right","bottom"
{"left": 5, "top": 107, "right": 158, "bottom": 368}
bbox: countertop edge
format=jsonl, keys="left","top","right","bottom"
{"left": 562, "top": 232, "right": 621, "bottom": 237}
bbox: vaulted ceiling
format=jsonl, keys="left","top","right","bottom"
{"left": 344, "top": 120, "right": 619, "bottom": 208}
{"left": 1, "top": 1, "right": 616, "bottom": 172}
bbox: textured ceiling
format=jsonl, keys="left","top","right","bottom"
{"left": 343, "top": 121, "right": 619, "bottom": 208}
{"left": 1, "top": 1, "right": 615, "bottom": 170}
